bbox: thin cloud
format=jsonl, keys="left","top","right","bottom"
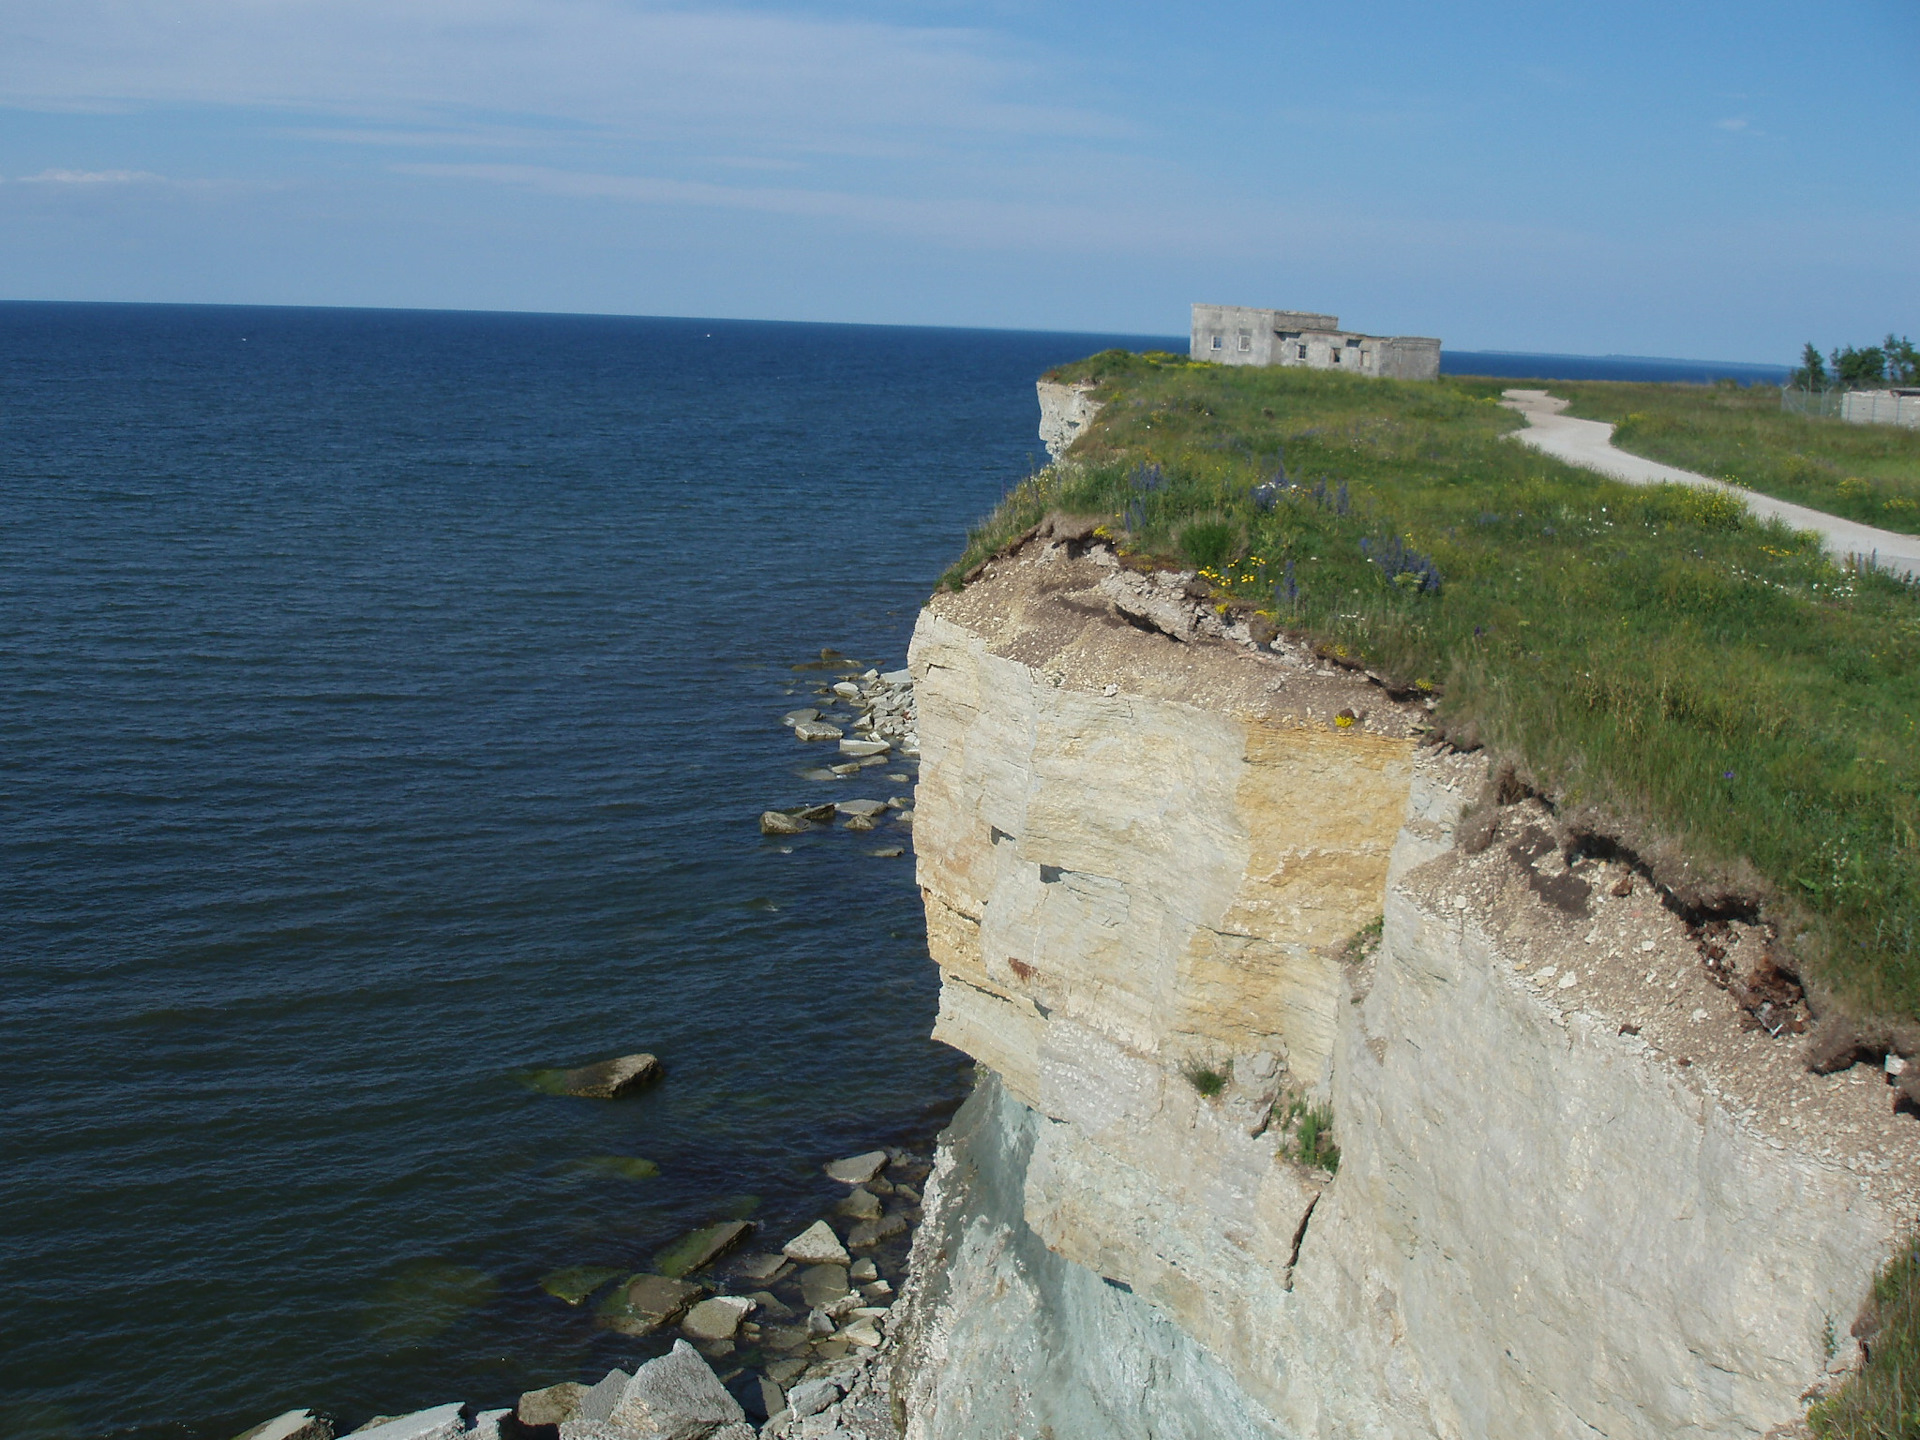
{"left": 393, "top": 161, "right": 1252, "bottom": 256}
{"left": 16, "top": 168, "right": 164, "bottom": 183}
{"left": 0, "top": 2, "right": 1124, "bottom": 150}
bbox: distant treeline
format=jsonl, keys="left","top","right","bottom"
{"left": 1790, "top": 334, "right": 1919, "bottom": 390}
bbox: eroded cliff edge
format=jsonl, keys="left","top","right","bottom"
{"left": 884, "top": 529, "right": 1917, "bottom": 1440}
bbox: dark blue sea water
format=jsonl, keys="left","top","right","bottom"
{"left": 1443, "top": 348, "right": 1790, "bottom": 385}
{"left": 0, "top": 303, "right": 1179, "bottom": 1440}
{"left": 0, "top": 304, "right": 1780, "bottom": 1440}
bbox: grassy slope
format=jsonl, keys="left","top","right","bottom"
{"left": 949, "top": 351, "right": 1920, "bottom": 1023}
{"left": 1811, "top": 1237, "right": 1920, "bottom": 1438}
{"left": 1536, "top": 378, "right": 1920, "bottom": 536}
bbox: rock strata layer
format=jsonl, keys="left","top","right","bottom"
{"left": 885, "top": 528, "right": 1914, "bottom": 1439}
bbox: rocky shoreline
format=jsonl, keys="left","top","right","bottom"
{"left": 760, "top": 660, "right": 918, "bottom": 852}
{"left": 234, "top": 656, "right": 936, "bottom": 1440}
{"left": 238, "top": 1139, "right": 934, "bottom": 1440}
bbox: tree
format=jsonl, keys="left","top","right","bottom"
{"left": 1790, "top": 342, "right": 1828, "bottom": 390}
{"left": 1832, "top": 343, "right": 1887, "bottom": 389}
{"left": 1885, "top": 334, "right": 1920, "bottom": 386}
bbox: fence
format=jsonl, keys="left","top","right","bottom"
{"left": 1780, "top": 386, "right": 1843, "bottom": 418}
{"left": 1781, "top": 386, "right": 1920, "bottom": 429}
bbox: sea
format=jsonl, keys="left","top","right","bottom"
{"left": 0, "top": 302, "right": 1784, "bottom": 1440}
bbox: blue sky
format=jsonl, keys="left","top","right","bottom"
{"left": 1, "top": 1, "right": 1914, "bottom": 360}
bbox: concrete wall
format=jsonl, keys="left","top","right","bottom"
{"left": 1842, "top": 389, "right": 1920, "bottom": 430}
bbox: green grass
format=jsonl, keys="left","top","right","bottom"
{"left": 1529, "top": 378, "right": 1920, "bottom": 536}
{"left": 1273, "top": 1094, "right": 1340, "bottom": 1173}
{"left": 1182, "top": 1062, "right": 1228, "bottom": 1098}
{"left": 948, "top": 351, "right": 1920, "bottom": 1023}
{"left": 1810, "top": 1239, "right": 1920, "bottom": 1438}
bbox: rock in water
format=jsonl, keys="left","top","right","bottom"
{"left": 558, "top": 1054, "right": 660, "bottom": 1099}
{"left": 781, "top": 1220, "right": 850, "bottom": 1265}
{"left": 797, "top": 1263, "right": 850, "bottom": 1310}
{"left": 728, "top": 1252, "right": 789, "bottom": 1284}
{"left": 343, "top": 1404, "right": 467, "bottom": 1440}
{"left": 823, "top": 1150, "right": 889, "bottom": 1185}
{"left": 681, "top": 1295, "right": 754, "bottom": 1341}
{"left": 758, "top": 810, "right": 808, "bottom": 836}
{"left": 837, "top": 738, "right": 889, "bottom": 757}
{"left": 599, "top": 1274, "right": 709, "bottom": 1335}
{"left": 796, "top": 803, "right": 837, "bottom": 823}
{"left": 833, "top": 799, "right": 887, "bottom": 818}
{"left": 847, "top": 1213, "right": 908, "bottom": 1248}
{"left": 516, "top": 1381, "right": 587, "bottom": 1427}
{"left": 604, "top": 1340, "right": 748, "bottom": 1437}
{"left": 654, "top": 1219, "right": 753, "bottom": 1278}
{"left": 780, "top": 708, "right": 819, "bottom": 727}
{"left": 235, "top": 1411, "right": 332, "bottom": 1440}
{"left": 791, "top": 721, "right": 844, "bottom": 742}
{"left": 539, "top": 1265, "right": 622, "bottom": 1306}
{"left": 835, "top": 1188, "right": 882, "bottom": 1221}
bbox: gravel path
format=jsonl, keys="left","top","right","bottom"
{"left": 1501, "top": 388, "right": 1920, "bottom": 581}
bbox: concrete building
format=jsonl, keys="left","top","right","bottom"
{"left": 1190, "top": 303, "right": 1441, "bottom": 380}
{"left": 1841, "top": 388, "right": 1920, "bottom": 430}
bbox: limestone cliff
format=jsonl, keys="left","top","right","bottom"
{"left": 1036, "top": 380, "right": 1103, "bottom": 464}
{"left": 886, "top": 529, "right": 1918, "bottom": 1440}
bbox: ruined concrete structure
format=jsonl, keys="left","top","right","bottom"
{"left": 1190, "top": 302, "right": 1441, "bottom": 380}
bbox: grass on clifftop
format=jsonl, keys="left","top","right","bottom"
{"left": 947, "top": 351, "right": 1920, "bottom": 1023}
{"left": 1533, "top": 378, "right": 1920, "bottom": 536}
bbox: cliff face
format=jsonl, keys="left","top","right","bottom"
{"left": 890, "top": 529, "right": 1915, "bottom": 1439}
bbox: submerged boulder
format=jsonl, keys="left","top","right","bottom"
{"left": 558, "top": 1054, "right": 660, "bottom": 1099}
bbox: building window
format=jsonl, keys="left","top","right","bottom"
{"left": 1297, "top": 344, "right": 1308, "bottom": 359}
{"left": 1210, "top": 335, "right": 1223, "bottom": 350}
{"left": 1331, "top": 348, "right": 1341, "bottom": 363}
{"left": 1238, "top": 330, "right": 1252, "bottom": 352}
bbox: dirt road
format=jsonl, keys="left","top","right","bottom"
{"left": 1501, "top": 388, "right": 1920, "bottom": 581}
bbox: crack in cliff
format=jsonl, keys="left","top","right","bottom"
{"left": 1283, "top": 1192, "right": 1320, "bottom": 1292}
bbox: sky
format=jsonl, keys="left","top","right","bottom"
{"left": 0, "top": 1, "right": 1915, "bottom": 360}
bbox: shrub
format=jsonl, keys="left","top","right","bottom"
{"left": 1273, "top": 1093, "right": 1340, "bottom": 1172}
{"left": 1182, "top": 1062, "right": 1227, "bottom": 1098}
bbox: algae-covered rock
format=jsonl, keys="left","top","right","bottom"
{"left": 538, "top": 1265, "right": 623, "bottom": 1306}
{"left": 654, "top": 1219, "right": 752, "bottom": 1278}
{"left": 361, "top": 1261, "right": 497, "bottom": 1346}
